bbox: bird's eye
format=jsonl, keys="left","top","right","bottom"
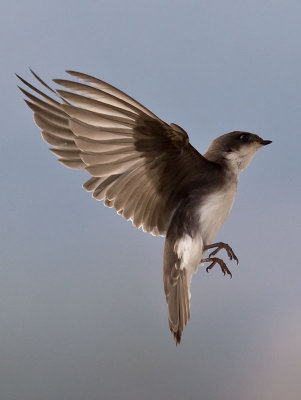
{"left": 227, "top": 148, "right": 232, "bottom": 153}
{"left": 239, "top": 134, "right": 249, "bottom": 142}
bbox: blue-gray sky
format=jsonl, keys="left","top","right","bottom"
{"left": 1, "top": 1, "right": 301, "bottom": 399}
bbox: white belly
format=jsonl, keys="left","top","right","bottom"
{"left": 198, "top": 187, "right": 236, "bottom": 246}
{"left": 172, "top": 185, "right": 237, "bottom": 281}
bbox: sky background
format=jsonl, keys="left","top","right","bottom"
{"left": 1, "top": 1, "right": 301, "bottom": 399}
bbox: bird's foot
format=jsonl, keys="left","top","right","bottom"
{"left": 204, "top": 242, "right": 239, "bottom": 264}
{"left": 201, "top": 257, "right": 232, "bottom": 278}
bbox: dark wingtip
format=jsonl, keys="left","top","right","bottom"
{"left": 29, "top": 67, "right": 39, "bottom": 80}
{"left": 65, "top": 70, "right": 77, "bottom": 75}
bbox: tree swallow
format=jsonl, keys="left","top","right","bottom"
{"left": 17, "top": 70, "right": 272, "bottom": 345}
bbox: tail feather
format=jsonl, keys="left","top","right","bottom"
{"left": 163, "top": 225, "right": 203, "bottom": 345}
{"left": 167, "top": 268, "right": 191, "bottom": 345}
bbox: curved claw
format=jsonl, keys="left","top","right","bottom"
{"left": 206, "top": 242, "right": 239, "bottom": 265}
{"left": 202, "top": 257, "right": 232, "bottom": 279}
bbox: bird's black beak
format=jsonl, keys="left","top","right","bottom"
{"left": 260, "top": 139, "right": 272, "bottom": 146}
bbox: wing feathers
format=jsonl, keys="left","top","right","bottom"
{"left": 27, "top": 102, "right": 69, "bottom": 127}
{"left": 82, "top": 177, "right": 104, "bottom": 192}
{"left": 50, "top": 148, "right": 81, "bottom": 159}
{"left": 57, "top": 90, "right": 138, "bottom": 121}
{"left": 81, "top": 152, "right": 137, "bottom": 166}
{"left": 54, "top": 79, "right": 146, "bottom": 116}
{"left": 34, "top": 114, "right": 72, "bottom": 138}
{"left": 18, "top": 69, "right": 208, "bottom": 236}
{"left": 58, "top": 159, "right": 86, "bottom": 169}
{"left": 74, "top": 137, "right": 134, "bottom": 153}
{"left": 41, "top": 131, "right": 76, "bottom": 148}
{"left": 19, "top": 87, "right": 67, "bottom": 118}
{"left": 16, "top": 74, "right": 61, "bottom": 106}
{"left": 61, "top": 104, "right": 135, "bottom": 128}
{"left": 109, "top": 162, "right": 146, "bottom": 212}
{"left": 85, "top": 157, "right": 139, "bottom": 177}
{"left": 92, "top": 175, "right": 121, "bottom": 200}
{"left": 70, "top": 119, "right": 133, "bottom": 140}
{"left": 66, "top": 70, "right": 163, "bottom": 121}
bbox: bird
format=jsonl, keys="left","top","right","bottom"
{"left": 17, "top": 69, "right": 272, "bottom": 345}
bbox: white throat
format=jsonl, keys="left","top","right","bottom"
{"left": 225, "top": 147, "right": 259, "bottom": 173}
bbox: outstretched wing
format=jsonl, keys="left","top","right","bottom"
{"left": 18, "top": 70, "right": 210, "bottom": 235}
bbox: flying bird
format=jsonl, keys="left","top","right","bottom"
{"left": 17, "top": 70, "right": 271, "bottom": 344}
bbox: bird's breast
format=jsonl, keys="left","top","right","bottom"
{"left": 197, "top": 185, "right": 237, "bottom": 246}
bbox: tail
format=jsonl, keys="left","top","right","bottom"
{"left": 164, "top": 261, "right": 191, "bottom": 345}
{"left": 163, "top": 201, "right": 203, "bottom": 345}
{"left": 164, "top": 232, "right": 202, "bottom": 345}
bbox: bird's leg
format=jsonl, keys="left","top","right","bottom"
{"left": 201, "top": 257, "right": 232, "bottom": 278}
{"left": 204, "top": 242, "right": 239, "bottom": 264}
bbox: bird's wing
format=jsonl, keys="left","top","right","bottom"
{"left": 18, "top": 70, "right": 211, "bottom": 235}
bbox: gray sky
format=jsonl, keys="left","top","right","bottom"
{"left": 1, "top": 1, "right": 301, "bottom": 399}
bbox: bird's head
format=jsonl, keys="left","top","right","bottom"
{"left": 205, "top": 131, "right": 272, "bottom": 172}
